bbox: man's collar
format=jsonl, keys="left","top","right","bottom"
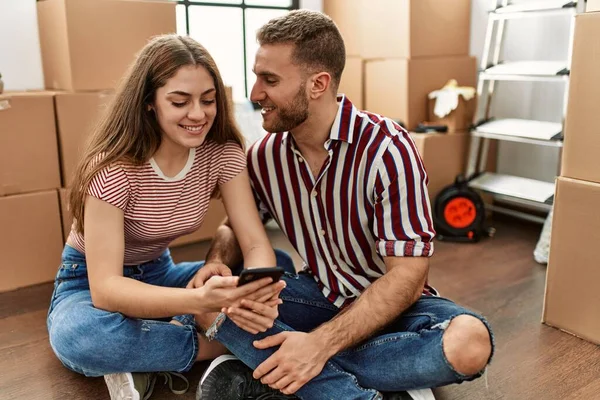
{"left": 283, "top": 94, "right": 359, "bottom": 150}
{"left": 328, "top": 94, "right": 357, "bottom": 144}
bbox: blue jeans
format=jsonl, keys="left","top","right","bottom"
{"left": 46, "top": 245, "right": 296, "bottom": 377}
{"left": 211, "top": 271, "right": 494, "bottom": 400}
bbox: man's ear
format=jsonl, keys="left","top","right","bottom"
{"left": 309, "top": 72, "right": 332, "bottom": 100}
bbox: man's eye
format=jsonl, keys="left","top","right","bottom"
{"left": 266, "top": 79, "right": 277, "bottom": 85}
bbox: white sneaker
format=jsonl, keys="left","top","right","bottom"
{"left": 406, "top": 388, "right": 436, "bottom": 400}
{"left": 384, "top": 388, "right": 436, "bottom": 400}
{"left": 104, "top": 372, "right": 140, "bottom": 400}
{"left": 104, "top": 371, "right": 189, "bottom": 400}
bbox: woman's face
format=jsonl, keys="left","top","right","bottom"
{"left": 152, "top": 64, "right": 217, "bottom": 150}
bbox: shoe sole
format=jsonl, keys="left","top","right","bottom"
{"left": 104, "top": 373, "right": 140, "bottom": 400}
{"left": 197, "top": 354, "right": 241, "bottom": 400}
{"left": 407, "top": 388, "right": 436, "bottom": 400}
{"left": 200, "top": 354, "right": 240, "bottom": 386}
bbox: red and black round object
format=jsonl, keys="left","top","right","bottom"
{"left": 433, "top": 175, "right": 487, "bottom": 242}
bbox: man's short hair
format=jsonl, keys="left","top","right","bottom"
{"left": 257, "top": 10, "right": 346, "bottom": 91}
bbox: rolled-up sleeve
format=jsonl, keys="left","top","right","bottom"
{"left": 373, "top": 134, "right": 436, "bottom": 257}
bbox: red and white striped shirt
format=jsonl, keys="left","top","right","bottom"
{"left": 68, "top": 141, "right": 246, "bottom": 265}
{"left": 248, "top": 96, "right": 436, "bottom": 308}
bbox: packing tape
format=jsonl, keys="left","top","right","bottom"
{"left": 0, "top": 99, "right": 11, "bottom": 111}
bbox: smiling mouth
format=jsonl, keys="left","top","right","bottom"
{"left": 179, "top": 124, "right": 205, "bottom": 133}
{"left": 260, "top": 105, "right": 276, "bottom": 115}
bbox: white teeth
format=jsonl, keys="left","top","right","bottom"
{"left": 261, "top": 106, "right": 275, "bottom": 115}
{"left": 181, "top": 125, "right": 203, "bottom": 132}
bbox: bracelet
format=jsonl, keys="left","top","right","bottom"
{"left": 205, "top": 312, "right": 226, "bottom": 341}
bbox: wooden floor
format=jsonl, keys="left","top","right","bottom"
{"left": 1, "top": 218, "right": 599, "bottom": 400}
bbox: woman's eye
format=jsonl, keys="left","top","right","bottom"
{"left": 202, "top": 99, "right": 216, "bottom": 105}
{"left": 172, "top": 102, "right": 187, "bottom": 108}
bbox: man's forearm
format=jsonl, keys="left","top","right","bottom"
{"left": 206, "top": 221, "right": 243, "bottom": 267}
{"left": 311, "top": 260, "right": 427, "bottom": 357}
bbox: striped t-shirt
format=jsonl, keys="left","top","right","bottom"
{"left": 68, "top": 140, "right": 246, "bottom": 265}
{"left": 248, "top": 95, "right": 436, "bottom": 308}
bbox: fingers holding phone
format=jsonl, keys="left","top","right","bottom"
{"left": 223, "top": 267, "right": 287, "bottom": 334}
{"left": 223, "top": 298, "right": 282, "bottom": 334}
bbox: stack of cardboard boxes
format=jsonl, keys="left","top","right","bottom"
{"left": 0, "top": 0, "right": 223, "bottom": 293}
{"left": 324, "top": 0, "right": 477, "bottom": 201}
{"left": 542, "top": 10, "right": 600, "bottom": 345}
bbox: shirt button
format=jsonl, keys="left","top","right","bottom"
{"left": 312, "top": 191, "right": 318, "bottom": 198}
{"left": 332, "top": 265, "right": 338, "bottom": 270}
{"left": 320, "top": 229, "right": 326, "bottom": 236}
{"left": 298, "top": 157, "right": 304, "bottom": 163}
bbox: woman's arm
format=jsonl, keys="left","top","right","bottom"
{"left": 219, "top": 169, "right": 276, "bottom": 268}
{"left": 84, "top": 195, "right": 273, "bottom": 318}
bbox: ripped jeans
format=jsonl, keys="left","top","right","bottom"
{"left": 210, "top": 271, "right": 494, "bottom": 400}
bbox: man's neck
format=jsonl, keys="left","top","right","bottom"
{"left": 290, "top": 97, "right": 339, "bottom": 155}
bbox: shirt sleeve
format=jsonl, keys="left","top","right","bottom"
{"left": 218, "top": 141, "right": 247, "bottom": 186}
{"left": 87, "top": 162, "right": 130, "bottom": 210}
{"left": 373, "top": 133, "right": 436, "bottom": 257}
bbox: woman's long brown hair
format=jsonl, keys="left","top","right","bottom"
{"left": 69, "top": 35, "right": 243, "bottom": 234}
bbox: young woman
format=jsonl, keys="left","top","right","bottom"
{"left": 46, "top": 35, "right": 291, "bottom": 400}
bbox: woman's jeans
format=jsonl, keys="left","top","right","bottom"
{"left": 46, "top": 245, "right": 296, "bottom": 377}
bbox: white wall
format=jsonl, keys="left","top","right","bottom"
{"left": 300, "top": 0, "right": 323, "bottom": 11}
{"left": 470, "top": 0, "right": 572, "bottom": 182}
{"left": 0, "top": 0, "right": 44, "bottom": 91}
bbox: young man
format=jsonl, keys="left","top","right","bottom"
{"left": 194, "top": 10, "right": 494, "bottom": 400}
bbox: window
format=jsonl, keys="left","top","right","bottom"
{"left": 175, "top": 1, "right": 299, "bottom": 101}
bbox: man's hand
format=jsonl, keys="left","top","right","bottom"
{"left": 252, "top": 332, "right": 331, "bottom": 395}
{"left": 186, "top": 262, "right": 232, "bottom": 289}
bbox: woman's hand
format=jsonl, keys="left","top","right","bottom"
{"left": 220, "top": 276, "right": 286, "bottom": 333}
{"left": 194, "top": 276, "right": 284, "bottom": 313}
{"left": 223, "top": 297, "right": 283, "bottom": 334}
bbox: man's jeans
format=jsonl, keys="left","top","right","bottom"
{"left": 211, "top": 270, "right": 495, "bottom": 400}
{"left": 46, "top": 244, "right": 295, "bottom": 377}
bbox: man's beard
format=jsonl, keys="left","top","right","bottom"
{"left": 263, "top": 85, "right": 309, "bottom": 133}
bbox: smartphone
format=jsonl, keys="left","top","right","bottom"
{"left": 237, "top": 266, "right": 285, "bottom": 286}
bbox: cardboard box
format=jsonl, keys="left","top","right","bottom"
{"left": 562, "top": 12, "right": 600, "bottom": 184}
{"left": 323, "top": 0, "right": 363, "bottom": 57}
{"left": 427, "top": 96, "right": 476, "bottom": 134}
{"left": 366, "top": 57, "right": 477, "bottom": 130}
{"left": 0, "top": 92, "right": 61, "bottom": 196}
{"left": 339, "top": 57, "right": 363, "bottom": 109}
{"left": 37, "top": 0, "right": 176, "bottom": 91}
{"left": 543, "top": 177, "right": 600, "bottom": 345}
{"left": 587, "top": 0, "right": 600, "bottom": 12}
{"left": 0, "top": 190, "right": 64, "bottom": 292}
{"left": 359, "top": 0, "right": 471, "bottom": 59}
{"left": 59, "top": 189, "right": 225, "bottom": 246}
{"left": 410, "top": 132, "right": 469, "bottom": 201}
{"left": 55, "top": 92, "right": 114, "bottom": 187}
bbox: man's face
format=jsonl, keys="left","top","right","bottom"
{"left": 250, "top": 43, "right": 310, "bottom": 133}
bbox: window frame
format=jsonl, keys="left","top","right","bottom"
{"left": 176, "top": 0, "right": 299, "bottom": 98}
